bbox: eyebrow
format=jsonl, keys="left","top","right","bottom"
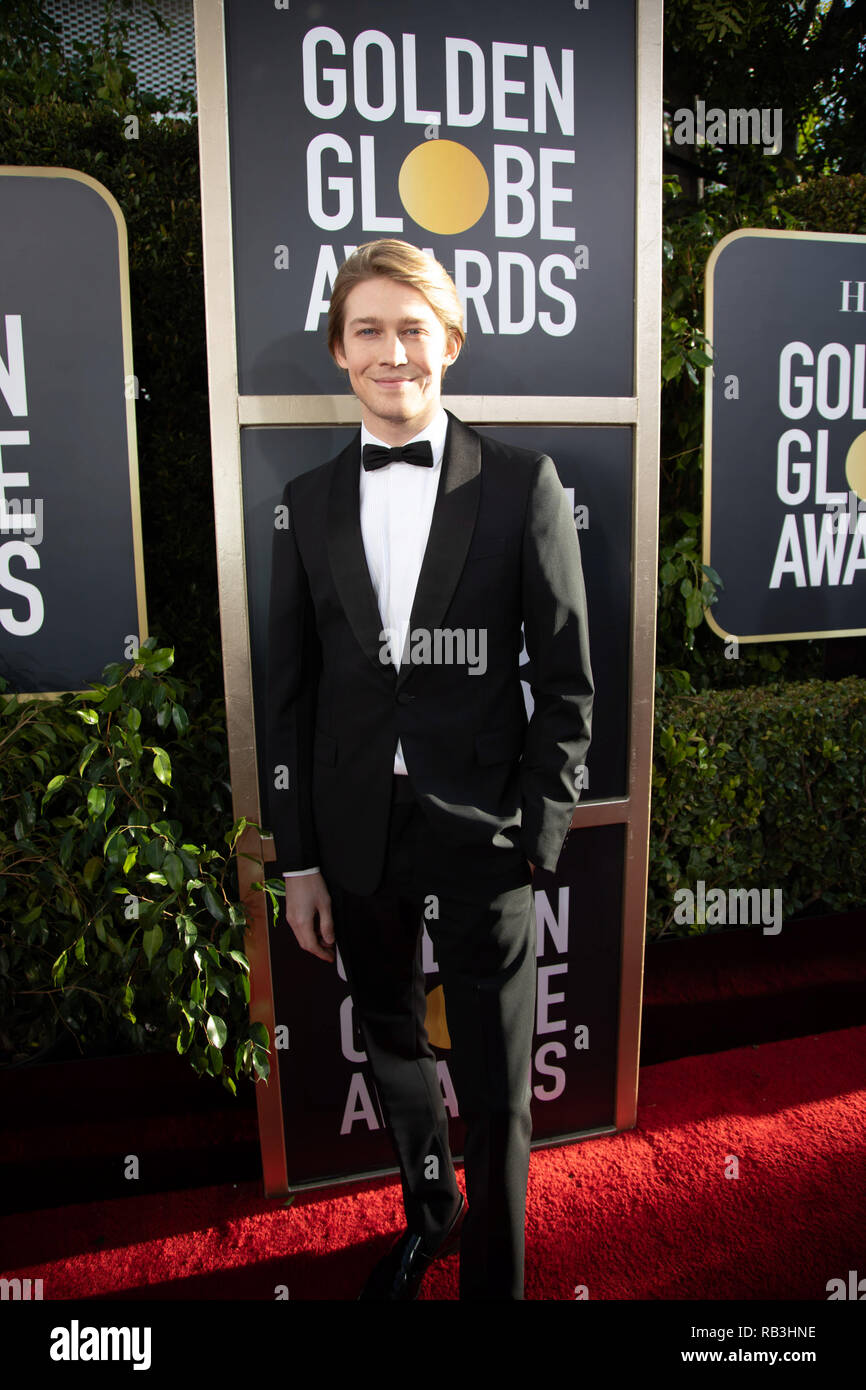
{"left": 346, "top": 315, "right": 426, "bottom": 328}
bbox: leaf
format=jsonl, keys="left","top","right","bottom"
{"left": 206, "top": 1013, "right": 227, "bottom": 1048}
{"left": 141, "top": 645, "right": 175, "bottom": 674}
{"left": 87, "top": 786, "right": 106, "bottom": 817}
{"left": 142, "top": 838, "right": 164, "bottom": 871}
{"left": 685, "top": 590, "right": 705, "bottom": 628}
{"left": 42, "top": 775, "right": 67, "bottom": 808}
{"left": 52, "top": 949, "right": 68, "bottom": 987}
{"left": 82, "top": 856, "right": 103, "bottom": 889}
{"left": 202, "top": 885, "right": 227, "bottom": 922}
{"left": 178, "top": 847, "right": 200, "bottom": 879}
{"left": 142, "top": 923, "right": 164, "bottom": 963}
{"left": 152, "top": 746, "right": 172, "bottom": 786}
{"left": 77, "top": 708, "right": 100, "bottom": 725}
{"left": 177, "top": 914, "right": 197, "bottom": 948}
{"left": 162, "top": 852, "right": 183, "bottom": 891}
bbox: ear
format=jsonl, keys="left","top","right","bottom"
{"left": 333, "top": 339, "right": 349, "bottom": 370}
{"left": 443, "top": 330, "right": 461, "bottom": 369}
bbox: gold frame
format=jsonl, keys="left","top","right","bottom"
{"left": 0, "top": 166, "right": 149, "bottom": 696}
{"left": 703, "top": 226, "right": 866, "bottom": 644}
{"left": 193, "top": 0, "right": 662, "bottom": 1192}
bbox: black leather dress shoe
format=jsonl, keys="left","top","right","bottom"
{"left": 357, "top": 1195, "right": 465, "bottom": 1300}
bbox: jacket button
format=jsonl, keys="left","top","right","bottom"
{"left": 397, "top": 692, "right": 414, "bottom": 705}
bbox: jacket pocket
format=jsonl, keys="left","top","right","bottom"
{"left": 475, "top": 724, "right": 524, "bottom": 766}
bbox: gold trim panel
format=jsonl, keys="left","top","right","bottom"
{"left": 239, "top": 395, "right": 639, "bottom": 428}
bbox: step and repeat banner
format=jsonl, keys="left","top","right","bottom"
{"left": 194, "top": 0, "right": 661, "bottom": 1190}
{"left": 705, "top": 229, "right": 866, "bottom": 643}
{"left": 0, "top": 169, "right": 146, "bottom": 694}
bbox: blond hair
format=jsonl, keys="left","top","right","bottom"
{"left": 328, "top": 239, "right": 465, "bottom": 365}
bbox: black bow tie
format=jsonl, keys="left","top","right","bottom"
{"left": 362, "top": 440, "right": 435, "bottom": 471}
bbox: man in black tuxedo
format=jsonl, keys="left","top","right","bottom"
{"left": 267, "top": 239, "right": 592, "bottom": 1300}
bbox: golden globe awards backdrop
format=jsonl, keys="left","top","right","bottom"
{"left": 705, "top": 229, "right": 866, "bottom": 643}
{"left": 194, "top": 0, "right": 662, "bottom": 1193}
{"left": 0, "top": 169, "right": 147, "bottom": 694}
{"left": 224, "top": 3, "right": 635, "bottom": 396}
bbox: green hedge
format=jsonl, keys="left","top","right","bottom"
{"left": 650, "top": 675, "right": 866, "bottom": 938}
{"left": 775, "top": 172, "right": 866, "bottom": 235}
{"left": 0, "top": 644, "right": 279, "bottom": 1081}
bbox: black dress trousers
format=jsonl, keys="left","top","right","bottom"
{"left": 332, "top": 773, "right": 537, "bottom": 1300}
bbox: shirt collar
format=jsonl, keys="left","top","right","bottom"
{"left": 360, "top": 407, "right": 448, "bottom": 469}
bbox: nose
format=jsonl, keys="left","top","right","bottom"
{"left": 379, "top": 332, "right": 408, "bottom": 365}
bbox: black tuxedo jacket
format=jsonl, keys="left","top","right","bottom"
{"left": 265, "top": 410, "right": 593, "bottom": 896}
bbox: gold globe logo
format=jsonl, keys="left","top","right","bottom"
{"left": 845, "top": 430, "right": 866, "bottom": 501}
{"left": 424, "top": 983, "right": 451, "bottom": 1049}
{"left": 398, "top": 140, "right": 489, "bottom": 235}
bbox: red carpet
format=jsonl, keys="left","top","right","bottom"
{"left": 3, "top": 1024, "right": 864, "bottom": 1301}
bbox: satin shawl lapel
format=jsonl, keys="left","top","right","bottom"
{"left": 397, "top": 412, "right": 481, "bottom": 689}
{"left": 325, "top": 412, "right": 482, "bottom": 686}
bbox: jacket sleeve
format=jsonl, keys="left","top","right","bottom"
{"left": 518, "top": 454, "right": 594, "bottom": 871}
{"left": 264, "top": 481, "right": 322, "bottom": 871}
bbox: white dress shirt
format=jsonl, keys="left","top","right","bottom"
{"left": 284, "top": 407, "right": 448, "bottom": 878}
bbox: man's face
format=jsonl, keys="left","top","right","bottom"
{"left": 333, "top": 276, "right": 460, "bottom": 443}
